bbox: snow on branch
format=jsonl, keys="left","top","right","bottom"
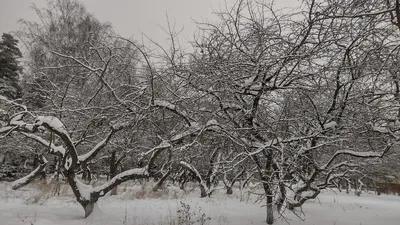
{"left": 72, "top": 167, "right": 150, "bottom": 202}
{"left": 323, "top": 144, "right": 393, "bottom": 169}
{"left": 21, "top": 132, "right": 66, "bottom": 156}
{"left": 170, "top": 122, "right": 202, "bottom": 142}
{"left": 34, "top": 116, "right": 78, "bottom": 165}
{"left": 180, "top": 160, "right": 210, "bottom": 197}
{"left": 0, "top": 126, "right": 16, "bottom": 138}
{"left": 370, "top": 123, "right": 400, "bottom": 140}
{"left": 35, "top": 116, "right": 67, "bottom": 135}
{"left": 78, "top": 130, "right": 116, "bottom": 163}
{"left": 325, "top": 171, "right": 350, "bottom": 186}
{"left": 327, "top": 161, "right": 358, "bottom": 170}
{"left": 12, "top": 155, "right": 48, "bottom": 190}
{"left": 25, "top": 117, "right": 123, "bottom": 163}
{"left": 91, "top": 167, "right": 149, "bottom": 197}
{"left": 153, "top": 100, "right": 193, "bottom": 126}
{"left": 74, "top": 144, "right": 169, "bottom": 201}
{"left": 0, "top": 126, "right": 13, "bottom": 134}
{"left": 206, "top": 148, "right": 221, "bottom": 187}
{"left": 50, "top": 50, "right": 137, "bottom": 113}
{"left": 0, "top": 95, "right": 28, "bottom": 111}
{"left": 142, "top": 140, "right": 171, "bottom": 157}
{"left": 9, "top": 114, "right": 25, "bottom": 126}
{"left": 180, "top": 161, "right": 203, "bottom": 183}
{"left": 0, "top": 112, "right": 34, "bottom": 134}
{"left": 223, "top": 168, "right": 245, "bottom": 189}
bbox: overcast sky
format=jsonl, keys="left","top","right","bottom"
{"left": 0, "top": 0, "right": 300, "bottom": 48}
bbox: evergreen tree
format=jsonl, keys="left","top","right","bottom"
{"left": 0, "top": 33, "right": 22, "bottom": 99}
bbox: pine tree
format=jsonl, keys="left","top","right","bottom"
{"left": 0, "top": 33, "right": 22, "bottom": 99}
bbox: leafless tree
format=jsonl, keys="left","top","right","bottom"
{"left": 180, "top": 0, "right": 399, "bottom": 223}
{"left": 2, "top": 0, "right": 400, "bottom": 224}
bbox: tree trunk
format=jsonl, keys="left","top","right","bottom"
{"left": 200, "top": 184, "right": 208, "bottom": 198}
{"left": 263, "top": 181, "right": 274, "bottom": 224}
{"left": 153, "top": 170, "right": 171, "bottom": 192}
{"left": 65, "top": 171, "right": 99, "bottom": 219}
{"left": 39, "top": 170, "right": 46, "bottom": 180}
{"left": 109, "top": 151, "right": 118, "bottom": 195}
{"left": 82, "top": 171, "right": 91, "bottom": 182}
{"left": 179, "top": 180, "right": 186, "bottom": 190}
{"left": 288, "top": 187, "right": 320, "bottom": 210}
{"left": 226, "top": 186, "right": 233, "bottom": 195}
{"left": 242, "top": 173, "right": 254, "bottom": 188}
{"left": 353, "top": 178, "right": 358, "bottom": 191}
{"left": 276, "top": 182, "right": 286, "bottom": 213}
{"left": 266, "top": 194, "right": 274, "bottom": 224}
{"left": 179, "top": 173, "right": 188, "bottom": 190}
{"left": 83, "top": 202, "right": 96, "bottom": 218}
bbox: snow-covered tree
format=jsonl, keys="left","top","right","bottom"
{"left": 180, "top": 0, "right": 400, "bottom": 223}
{"left": 2, "top": 0, "right": 400, "bottom": 223}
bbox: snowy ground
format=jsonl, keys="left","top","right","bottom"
{"left": 0, "top": 181, "right": 399, "bottom": 225}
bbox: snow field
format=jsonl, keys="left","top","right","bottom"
{"left": 0, "top": 181, "right": 399, "bottom": 225}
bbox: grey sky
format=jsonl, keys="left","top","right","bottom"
{"left": 0, "top": 0, "right": 300, "bottom": 48}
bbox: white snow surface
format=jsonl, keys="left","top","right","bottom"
{"left": 1, "top": 182, "right": 400, "bottom": 225}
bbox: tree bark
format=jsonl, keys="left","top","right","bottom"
{"left": 226, "top": 186, "right": 233, "bottom": 195}
{"left": 200, "top": 184, "right": 208, "bottom": 198}
{"left": 179, "top": 177, "right": 187, "bottom": 190}
{"left": 109, "top": 151, "right": 118, "bottom": 195}
{"left": 261, "top": 172, "right": 274, "bottom": 224}
{"left": 276, "top": 182, "right": 286, "bottom": 213}
{"left": 83, "top": 202, "right": 96, "bottom": 218}
{"left": 266, "top": 196, "right": 274, "bottom": 224}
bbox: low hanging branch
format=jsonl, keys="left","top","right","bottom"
{"left": 78, "top": 129, "right": 119, "bottom": 164}
{"left": 179, "top": 161, "right": 210, "bottom": 197}
{"left": 322, "top": 143, "right": 393, "bottom": 169}
{"left": 12, "top": 155, "right": 48, "bottom": 190}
